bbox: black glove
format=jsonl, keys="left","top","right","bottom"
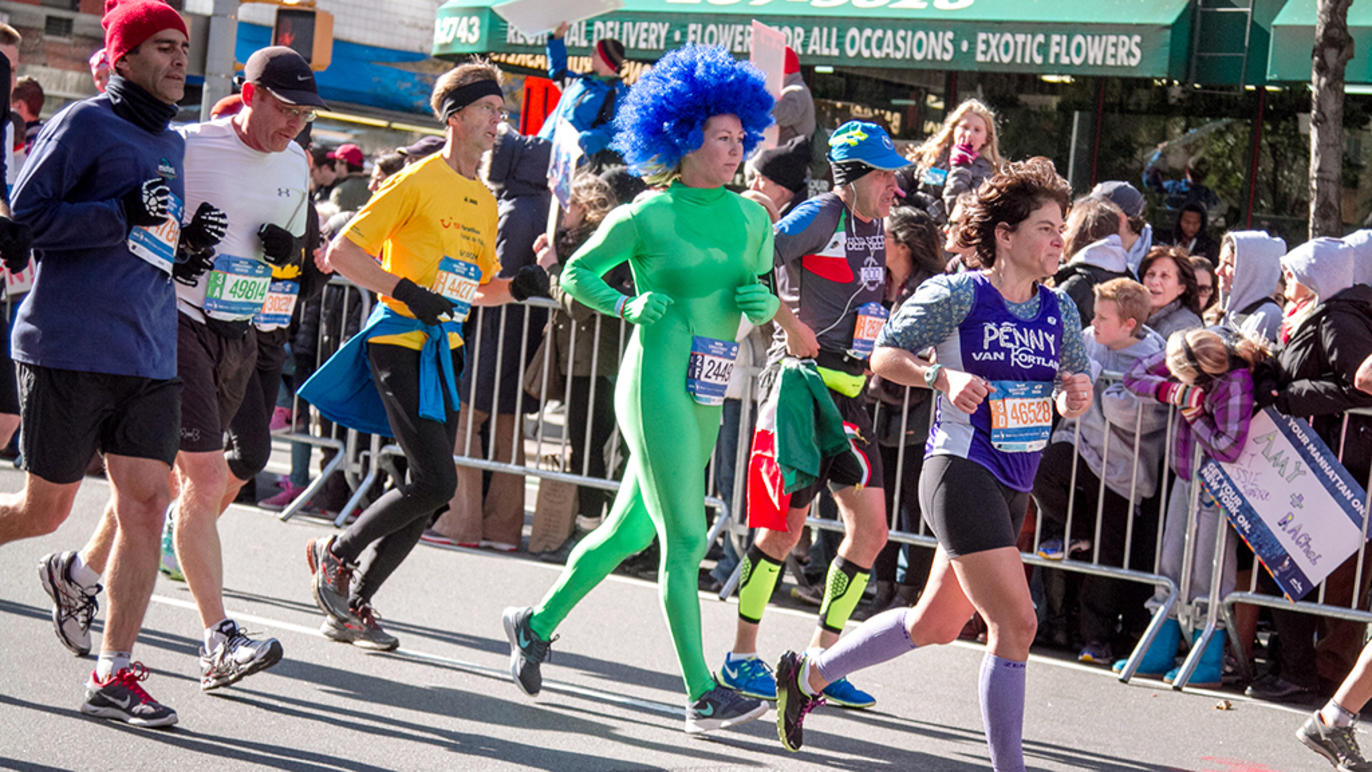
{"left": 0, "top": 216, "right": 33, "bottom": 274}
{"left": 172, "top": 243, "right": 216, "bottom": 286}
{"left": 258, "top": 222, "right": 299, "bottom": 266}
{"left": 182, "top": 202, "right": 228, "bottom": 253}
{"left": 392, "top": 277, "right": 456, "bottom": 325}
{"left": 122, "top": 178, "right": 172, "bottom": 228}
{"left": 509, "top": 264, "right": 550, "bottom": 302}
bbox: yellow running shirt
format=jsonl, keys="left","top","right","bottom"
{"left": 342, "top": 152, "right": 500, "bottom": 349}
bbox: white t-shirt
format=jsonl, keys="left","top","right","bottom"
{"left": 176, "top": 117, "right": 309, "bottom": 324}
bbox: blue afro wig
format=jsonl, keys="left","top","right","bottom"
{"left": 610, "top": 44, "right": 775, "bottom": 178}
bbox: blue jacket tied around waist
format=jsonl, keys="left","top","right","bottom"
{"left": 298, "top": 304, "right": 462, "bottom": 437}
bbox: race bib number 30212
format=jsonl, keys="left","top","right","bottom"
{"left": 686, "top": 335, "right": 739, "bottom": 407}
{"left": 431, "top": 256, "right": 482, "bottom": 322}
{"left": 127, "top": 193, "right": 184, "bottom": 275}
{"left": 987, "top": 380, "right": 1054, "bottom": 453}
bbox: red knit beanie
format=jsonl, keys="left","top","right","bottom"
{"left": 784, "top": 47, "right": 800, "bottom": 75}
{"left": 103, "top": 0, "right": 187, "bottom": 69}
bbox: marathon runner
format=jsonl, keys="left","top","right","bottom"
{"left": 501, "top": 44, "right": 779, "bottom": 734}
{"left": 774, "top": 159, "right": 1093, "bottom": 772}
{"left": 301, "top": 59, "right": 548, "bottom": 650}
{"left": 720, "top": 120, "right": 904, "bottom": 711}
{"left": 7, "top": 1, "right": 214, "bottom": 726}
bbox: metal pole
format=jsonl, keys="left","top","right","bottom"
{"left": 201, "top": 0, "right": 238, "bottom": 122}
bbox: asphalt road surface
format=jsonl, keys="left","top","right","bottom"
{"left": 0, "top": 465, "right": 1335, "bottom": 771}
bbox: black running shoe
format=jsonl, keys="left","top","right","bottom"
{"left": 684, "top": 685, "right": 767, "bottom": 734}
{"left": 1299, "top": 711, "right": 1372, "bottom": 771}
{"left": 321, "top": 600, "right": 399, "bottom": 651}
{"left": 307, "top": 535, "right": 354, "bottom": 622}
{"left": 503, "top": 606, "right": 554, "bottom": 697}
{"left": 38, "top": 551, "right": 100, "bottom": 656}
{"left": 776, "top": 650, "right": 825, "bottom": 752}
{"left": 199, "top": 622, "right": 284, "bottom": 690}
{"left": 81, "top": 663, "right": 177, "bottom": 728}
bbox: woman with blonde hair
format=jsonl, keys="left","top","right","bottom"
{"left": 898, "top": 99, "right": 1003, "bottom": 225}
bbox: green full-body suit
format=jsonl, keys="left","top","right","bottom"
{"left": 528, "top": 182, "right": 775, "bottom": 699}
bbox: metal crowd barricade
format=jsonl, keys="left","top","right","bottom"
{"left": 1214, "top": 406, "right": 1372, "bottom": 686}
{"left": 275, "top": 275, "right": 371, "bottom": 523}
{"left": 364, "top": 296, "right": 741, "bottom": 545}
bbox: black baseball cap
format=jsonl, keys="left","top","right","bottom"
{"left": 244, "top": 46, "right": 327, "bottom": 108}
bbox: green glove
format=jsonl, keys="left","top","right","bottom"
{"left": 735, "top": 283, "right": 779, "bottom": 325}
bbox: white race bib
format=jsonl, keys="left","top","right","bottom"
{"left": 986, "top": 380, "right": 1054, "bottom": 453}
{"left": 252, "top": 279, "right": 300, "bottom": 328}
{"left": 203, "top": 254, "right": 272, "bottom": 320}
{"left": 431, "top": 256, "right": 482, "bottom": 322}
{"left": 686, "top": 335, "right": 738, "bottom": 407}
{"left": 126, "top": 193, "right": 184, "bottom": 275}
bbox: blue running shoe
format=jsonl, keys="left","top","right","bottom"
{"left": 718, "top": 654, "right": 777, "bottom": 700}
{"left": 1035, "top": 538, "right": 1065, "bottom": 561}
{"left": 821, "top": 676, "right": 876, "bottom": 709}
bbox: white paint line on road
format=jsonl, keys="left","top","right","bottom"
{"left": 148, "top": 593, "right": 683, "bottom": 718}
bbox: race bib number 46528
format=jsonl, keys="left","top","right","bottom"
{"left": 987, "top": 380, "right": 1054, "bottom": 453}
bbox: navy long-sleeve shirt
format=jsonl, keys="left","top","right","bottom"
{"left": 11, "top": 95, "right": 184, "bottom": 379}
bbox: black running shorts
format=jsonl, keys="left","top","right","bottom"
{"left": 17, "top": 363, "right": 181, "bottom": 484}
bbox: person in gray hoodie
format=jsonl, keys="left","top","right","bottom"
{"left": 1053, "top": 196, "right": 1133, "bottom": 326}
{"left": 1030, "top": 278, "right": 1169, "bottom": 663}
{"left": 1342, "top": 228, "right": 1372, "bottom": 285}
{"left": 1217, "top": 230, "right": 1286, "bottom": 344}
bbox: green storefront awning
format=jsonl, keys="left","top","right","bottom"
{"left": 1269, "top": 0, "right": 1372, "bottom": 83}
{"left": 433, "top": 0, "right": 1192, "bottom": 79}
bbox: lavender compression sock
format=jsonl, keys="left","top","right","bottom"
{"left": 979, "top": 653, "right": 1027, "bottom": 772}
{"left": 814, "top": 606, "right": 916, "bottom": 684}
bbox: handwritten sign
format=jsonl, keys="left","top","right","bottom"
{"left": 750, "top": 20, "right": 786, "bottom": 152}
{"left": 493, "top": 0, "right": 624, "bottom": 39}
{"left": 1198, "top": 407, "right": 1369, "bottom": 601}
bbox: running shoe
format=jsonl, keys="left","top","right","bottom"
{"left": 38, "top": 551, "right": 100, "bottom": 656}
{"left": 821, "top": 677, "right": 876, "bottom": 709}
{"left": 321, "top": 600, "right": 399, "bottom": 651}
{"left": 307, "top": 535, "right": 354, "bottom": 622}
{"left": 81, "top": 663, "right": 177, "bottom": 727}
{"left": 1078, "top": 642, "right": 1113, "bottom": 665}
{"left": 1299, "top": 711, "right": 1372, "bottom": 771}
{"left": 159, "top": 517, "right": 183, "bottom": 582}
{"left": 684, "top": 684, "right": 767, "bottom": 735}
{"left": 1035, "top": 538, "right": 1065, "bottom": 560}
{"left": 503, "top": 606, "right": 554, "bottom": 697}
{"left": 718, "top": 654, "right": 777, "bottom": 700}
{"left": 199, "top": 622, "right": 284, "bottom": 690}
{"left": 420, "top": 529, "right": 456, "bottom": 547}
{"left": 776, "top": 650, "right": 825, "bottom": 752}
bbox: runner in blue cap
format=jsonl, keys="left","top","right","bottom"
{"left": 716, "top": 120, "right": 903, "bottom": 711}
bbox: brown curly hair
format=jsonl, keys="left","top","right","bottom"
{"left": 956, "top": 157, "right": 1071, "bottom": 268}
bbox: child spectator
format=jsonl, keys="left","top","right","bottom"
{"left": 1031, "top": 278, "right": 1168, "bottom": 663}
{"left": 897, "top": 99, "right": 1001, "bottom": 225}
{"left": 1121, "top": 326, "right": 1268, "bottom": 687}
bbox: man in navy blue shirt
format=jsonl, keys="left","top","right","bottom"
{"left": 0, "top": 0, "right": 223, "bottom": 728}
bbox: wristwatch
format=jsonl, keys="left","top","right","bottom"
{"left": 923, "top": 363, "right": 943, "bottom": 390}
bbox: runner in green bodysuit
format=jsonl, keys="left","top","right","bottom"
{"left": 502, "top": 43, "right": 779, "bottom": 735}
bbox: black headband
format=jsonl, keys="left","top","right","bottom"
{"left": 831, "top": 160, "right": 873, "bottom": 187}
{"left": 440, "top": 79, "right": 503, "bottom": 121}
